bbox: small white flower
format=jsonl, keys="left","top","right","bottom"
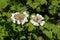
{"left": 11, "top": 11, "right": 28, "bottom": 25}
{"left": 30, "top": 14, "right": 45, "bottom": 26}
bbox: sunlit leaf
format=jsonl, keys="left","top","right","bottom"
{"left": 25, "top": 23, "right": 36, "bottom": 31}
{"left": 16, "top": 26, "right": 23, "bottom": 31}
{"left": 43, "top": 30, "right": 52, "bottom": 39}
{"left": 0, "top": 0, "right": 10, "bottom": 8}
{"left": 20, "top": 36, "right": 26, "bottom": 40}
{"left": 57, "top": 32, "right": 60, "bottom": 40}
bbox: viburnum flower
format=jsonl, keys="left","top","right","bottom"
{"left": 30, "top": 14, "right": 45, "bottom": 26}
{"left": 11, "top": 11, "right": 28, "bottom": 25}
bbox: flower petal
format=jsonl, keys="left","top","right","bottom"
{"left": 33, "top": 22, "right": 39, "bottom": 26}
{"left": 31, "top": 15, "right": 35, "bottom": 18}
{"left": 15, "top": 12, "right": 20, "bottom": 15}
{"left": 13, "top": 19, "right": 16, "bottom": 23}
{"left": 39, "top": 15, "right": 44, "bottom": 20}
{"left": 30, "top": 20, "right": 33, "bottom": 23}
{"left": 21, "top": 20, "right": 25, "bottom": 25}
{"left": 30, "top": 20, "right": 39, "bottom": 26}
{"left": 24, "top": 17, "right": 28, "bottom": 22}
{"left": 23, "top": 11, "right": 28, "bottom": 17}
{"left": 37, "top": 14, "right": 44, "bottom": 20}
{"left": 11, "top": 16, "right": 15, "bottom": 20}
{"left": 37, "top": 14, "right": 40, "bottom": 16}
{"left": 40, "top": 21, "right": 45, "bottom": 26}
{"left": 17, "top": 20, "right": 20, "bottom": 24}
{"left": 21, "top": 17, "right": 28, "bottom": 25}
{"left": 11, "top": 13, "right": 15, "bottom": 17}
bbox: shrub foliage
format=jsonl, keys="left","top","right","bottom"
{"left": 0, "top": 0, "right": 60, "bottom": 40}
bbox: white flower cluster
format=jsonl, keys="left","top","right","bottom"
{"left": 11, "top": 11, "right": 28, "bottom": 25}
{"left": 30, "top": 14, "right": 45, "bottom": 26}
{"left": 11, "top": 11, "right": 45, "bottom": 26}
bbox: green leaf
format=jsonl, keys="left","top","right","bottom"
{"left": 57, "top": 32, "right": 60, "bottom": 40}
{"left": 12, "top": 24, "right": 16, "bottom": 31}
{"left": 16, "top": 26, "right": 23, "bottom": 32}
{"left": 39, "top": 26, "right": 44, "bottom": 31}
{"left": 26, "top": 0, "right": 32, "bottom": 5}
{"left": 44, "top": 23, "right": 52, "bottom": 30}
{"left": 43, "top": 30, "right": 52, "bottom": 39}
{"left": 10, "top": 5, "right": 16, "bottom": 10}
{"left": 32, "top": 33, "right": 37, "bottom": 39}
{"left": 0, "top": 0, "right": 9, "bottom": 8}
{"left": 0, "top": 37, "right": 4, "bottom": 40}
{"left": 10, "top": 4, "right": 26, "bottom": 12}
{"left": 27, "top": 0, "right": 40, "bottom": 9}
{"left": 31, "top": 2, "right": 40, "bottom": 9}
{"left": 7, "top": 18, "right": 12, "bottom": 22}
{"left": 26, "top": 23, "right": 36, "bottom": 31}
{"left": 0, "top": 25, "right": 8, "bottom": 37}
{"left": 36, "top": 7, "right": 41, "bottom": 12}
{"left": 40, "top": 0, "right": 47, "bottom": 5}
{"left": 44, "top": 15, "right": 49, "bottom": 21}
{"left": 51, "top": 0, "right": 58, "bottom": 6}
{"left": 2, "top": 12, "right": 11, "bottom": 17}
{"left": 12, "top": 24, "right": 23, "bottom": 31}
{"left": 58, "top": 13, "right": 60, "bottom": 17}
{"left": 37, "top": 36, "right": 44, "bottom": 40}
{"left": 48, "top": 9, "right": 56, "bottom": 14}
{"left": 44, "top": 22, "right": 60, "bottom": 34}
{"left": 20, "top": 36, "right": 26, "bottom": 40}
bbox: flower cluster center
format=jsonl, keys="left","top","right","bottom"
{"left": 33, "top": 16, "right": 41, "bottom": 23}
{"left": 14, "top": 14, "right": 24, "bottom": 22}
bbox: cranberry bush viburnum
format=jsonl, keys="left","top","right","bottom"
{"left": 0, "top": 0, "right": 60, "bottom": 40}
